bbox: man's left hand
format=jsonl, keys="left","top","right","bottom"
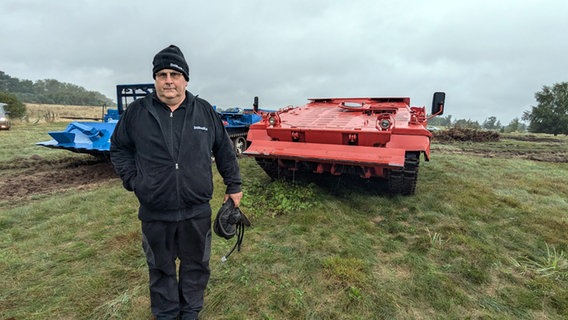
{"left": 224, "top": 191, "right": 243, "bottom": 207}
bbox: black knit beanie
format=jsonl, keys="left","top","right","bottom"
{"left": 152, "top": 45, "right": 190, "bottom": 81}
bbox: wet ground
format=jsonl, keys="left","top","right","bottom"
{"left": 431, "top": 134, "right": 568, "bottom": 163}
{"left": 1, "top": 133, "right": 565, "bottom": 206}
{"left": 0, "top": 156, "right": 118, "bottom": 206}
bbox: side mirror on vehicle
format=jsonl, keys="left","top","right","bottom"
{"left": 253, "top": 96, "right": 259, "bottom": 113}
{"left": 431, "top": 92, "right": 445, "bottom": 116}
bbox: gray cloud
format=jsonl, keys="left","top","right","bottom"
{"left": 1, "top": 0, "right": 567, "bottom": 124}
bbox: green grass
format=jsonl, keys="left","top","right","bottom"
{"left": 0, "top": 121, "right": 72, "bottom": 162}
{"left": 1, "top": 122, "right": 567, "bottom": 319}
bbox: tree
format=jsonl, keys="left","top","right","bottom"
{"left": 428, "top": 114, "right": 452, "bottom": 127}
{"left": 482, "top": 116, "right": 502, "bottom": 130}
{"left": 522, "top": 82, "right": 568, "bottom": 135}
{"left": 0, "top": 91, "right": 26, "bottom": 118}
{"left": 503, "top": 117, "right": 527, "bottom": 133}
{"left": 453, "top": 119, "right": 481, "bottom": 129}
{"left": 0, "top": 71, "right": 114, "bottom": 106}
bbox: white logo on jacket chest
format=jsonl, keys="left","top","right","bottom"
{"left": 194, "top": 126, "right": 208, "bottom": 131}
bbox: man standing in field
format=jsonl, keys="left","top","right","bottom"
{"left": 110, "top": 44, "right": 243, "bottom": 320}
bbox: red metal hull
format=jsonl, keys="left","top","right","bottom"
{"left": 244, "top": 95, "right": 443, "bottom": 194}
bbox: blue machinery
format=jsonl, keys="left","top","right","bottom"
{"left": 37, "top": 84, "right": 262, "bottom": 157}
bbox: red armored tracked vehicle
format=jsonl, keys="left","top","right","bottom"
{"left": 244, "top": 92, "right": 445, "bottom": 195}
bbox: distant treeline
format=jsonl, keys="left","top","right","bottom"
{"left": 0, "top": 71, "right": 114, "bottom": 106}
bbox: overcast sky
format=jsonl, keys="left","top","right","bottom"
{"left": 1, "top": 0, "right": 567, "bottom": 124}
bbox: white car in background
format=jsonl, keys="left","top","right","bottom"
{"left": 0, "top": 103, "right": 11, "bottom": 130}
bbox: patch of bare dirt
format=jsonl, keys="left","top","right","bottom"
{"left": 0, "top": 156, "right": 119, "bottom": 206}
{"left": 504, "top": 134, "right": 565, "bottom": 143}
{"left": 430, "top": 147, "right": 568, "bottom": 163}
{"left": 432, "top": 127, "right": 500, "bottom": 142}
{"left": 430, "top": 128, "right": 567, "bottom": 163}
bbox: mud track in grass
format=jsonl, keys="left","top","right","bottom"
{"left": 0, "top": 156, "right": 119, "bottom": 207}
{"left": 431, "top": 134, "right": 568, "bottom": 163}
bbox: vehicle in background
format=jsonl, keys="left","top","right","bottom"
{"left": 0, "top": 103, "right": 11, "bottom": 130}
{"left": 244, "top": 92, "right": 446, "bottom": 195}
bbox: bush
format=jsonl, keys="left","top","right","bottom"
{"left": 0, "top": 91, "right": 26, "bottom": 119}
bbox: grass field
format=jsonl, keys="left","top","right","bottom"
{"left": 1, "top": 121, "right": 567, "bottom": 319}
{"left": 24, "top": 104, "right": 106, "bottom": 124}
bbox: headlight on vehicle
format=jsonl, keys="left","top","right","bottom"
{"left": 379, "top": 119, "right": 391, "bottom": 130}
{"left": 267, "top": 112, "right": 280, "bottom": 126}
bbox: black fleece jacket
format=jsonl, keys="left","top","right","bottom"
{"left": 110, "top": 91, "right": 241, "bottom": 222}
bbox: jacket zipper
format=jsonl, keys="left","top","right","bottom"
{"left": 171, "top": 110, "right": 183, "bottom": 220}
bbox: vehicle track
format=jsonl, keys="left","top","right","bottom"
{"left": 0, "top": 156, "right": 118, "bottom": 206}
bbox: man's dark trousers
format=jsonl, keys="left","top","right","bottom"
{"left": 141, "top": 212, "right": 212, "bottom": 320}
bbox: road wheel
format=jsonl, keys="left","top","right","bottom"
{"left": 233, "top": 136, "right": 247, "bottom": 156}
